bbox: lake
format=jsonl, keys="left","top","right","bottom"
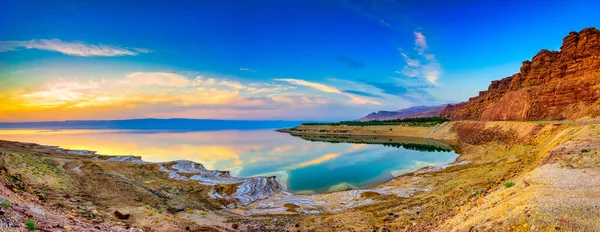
{"left": 0, "top": 128, "right": 457, "bottom": 193}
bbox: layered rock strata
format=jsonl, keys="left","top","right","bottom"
{"left": 441, "top": 27, "right": 600, "bottom": 120}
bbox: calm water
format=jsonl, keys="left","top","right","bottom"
{"left": 0, "top": 129, "right": 457, "bottom": 193}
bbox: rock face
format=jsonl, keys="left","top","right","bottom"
{"left": 359, "top": 105, "right": 446, "bottom": 121}
{"left": 440, "top": 27, "right": 600, "bottom": 121}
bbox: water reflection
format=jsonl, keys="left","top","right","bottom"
{"left": 0, "top": 129, "right": 457, "bottom": 193}
{"left": 291, "top": 134, "right": 454, "bottom": 152}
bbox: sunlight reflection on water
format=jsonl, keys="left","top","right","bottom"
{"left": 0, "top": 129, "right": 457, "bottom": 193}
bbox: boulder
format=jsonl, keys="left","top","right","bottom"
{"left": 114, "top": 209, "right": 131, "bottom": 220}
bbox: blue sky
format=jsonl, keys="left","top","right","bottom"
{"left": 1, "top": 0, "right": 598, "bottom": 121}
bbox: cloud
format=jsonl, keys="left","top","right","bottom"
{"left": 414, "top": 32, "right": 428, "bottom": 54}
{"left": 397, "top": 32, "right": 441, "bottom": 84}
{"left": 123, "top": 72, "right": 192, "bottom": 87}
{"left": 362, "top": 80, "right": 437, "bottom": 103}
{"left": 240, "top": 68, "right": 257, "bottom": 72}
{"left": 0, "top": 39, "right": 152, "bottom": 57}
{"left": 342, "top": 90, "right": 384, "bottom": 99}
{"left": 400, "top": 52, "right": 420, "bottom": 68}
{"left": 364, "top": 81, "right": 410, "bottom": 96}
{"left": 337, "top": 56, "right": 366, "bottom": 68}
{"left": 1, "top": 72, "right": 390, "bottom": 121}
{"left": 274, "top": 78, "right": 341, "bottom": 94}
{"left": 274, "top": 78, "right": 381, "bottom": 105}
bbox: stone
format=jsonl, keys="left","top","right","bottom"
{"left": 167, "top": 205, "right": 185, "bottom": 213}
{"left": 64, "top": 225, "right": 72, "bottom": 231}
{"left": 114, "top": 209, "right": 131, "bottom": 220}
{"left": 440, "top": 27, "right": 600, "bottom": 121}
{"left": 29, "top": 207, "right": 46, "bottom": 219}
{"left": 130, "top": 228, "right": 143, "bottom": 232}
{"left": 232, "top": 223, "right": 239, "bottom": 229}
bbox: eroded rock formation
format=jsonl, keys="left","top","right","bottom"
{"left": 441, "top": 27, "right": 600, "bottom": 120}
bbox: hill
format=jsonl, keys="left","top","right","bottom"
{"left": 359, "top": 105, "right": 446, "bottom": 121}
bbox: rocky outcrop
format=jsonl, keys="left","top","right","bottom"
{"left": 359, "top": 105, "right": 446, "bottom": 121}
{"left": 441, "top": 27, "right": 600, "bottom": 120}
{"left": 158, "top": 160, "right": 286, "bottom": 206}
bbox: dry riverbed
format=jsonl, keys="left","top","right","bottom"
{"left": 1, "top": 121, "right": 599, "bottom": 231}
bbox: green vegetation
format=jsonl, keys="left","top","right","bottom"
{"left": 291, "top": 134, "right": 454, "bottom": 152}
{"left": 301, "top": 117, "right": 450, "bottom": 127}
{"left": 25, "top": 219, "right": 35, "bottom": 231}
{"left": 173, "top": 189, "right": 181, "bottom": 195}
{"left": 504, "top": 182, "right": 515, "bottom": 188}
{"left": 581, "top": 148, "right": 590, "bottom": 153}
{"left": 1, "top": 200, "right": 10, "bottom": 208}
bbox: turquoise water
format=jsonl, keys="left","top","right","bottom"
{"left": 0, "top": 129, "right": 457, "bottom": 193}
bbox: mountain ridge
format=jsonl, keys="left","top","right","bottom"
{"left": 358, "top": 105, "right": 446, "bottom": 121}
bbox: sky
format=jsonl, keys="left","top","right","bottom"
{"left": 1, "top": 0, "right": 599, "bottom": 122}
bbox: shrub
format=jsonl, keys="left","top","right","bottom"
{"left": 504, "top": 182, "right": 515, "bottom": 188}
{"left": 581, "top": 148, "right": 590, "bottom": 153}
{"left": 25, "top": 219, "right": 36, "bottom": 231}
{"left": 1, "top": 200, "right": 10, "bottom": 209}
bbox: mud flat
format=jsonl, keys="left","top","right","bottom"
{"left": 1, "top": 121, "right": 600, "bottom": 231}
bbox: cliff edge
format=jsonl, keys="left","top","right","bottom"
{"left": 441, "top": 27, "right": 600, "bottom": 120}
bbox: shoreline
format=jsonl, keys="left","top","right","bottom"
{"left": 0, "top": 133, "right": 459, "bottom": 195}
{"left": 2, "top": 121, "right": 600, "bottom": 231}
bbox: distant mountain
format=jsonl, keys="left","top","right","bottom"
{"left": 358, "top": 105, "right": 446, "bottom": 122}
{"left": 441, "top": 27, "right": 600, "bottom": 120}
{"left": 0, "top": 118, "right": 305, "bottom": 131}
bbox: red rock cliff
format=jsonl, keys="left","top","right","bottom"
{"left": 440, "top": 27, "right": 600, "bottom": 121}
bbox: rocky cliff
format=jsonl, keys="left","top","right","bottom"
{"left": 359, "top": 105, "right": 446, "bottom": 121}
{"left": 440, "top": 27, "right": 600, "bottom": 121}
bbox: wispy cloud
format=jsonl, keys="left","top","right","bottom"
{"left": 397, "top": 32, "right": 441, "bottom": 84}
{"left": 414, "top": 32, "right": 428, "bottom": 54}
{"left": 123, "top": 72, "right": 192, "bottom": 87}
{"left": 240, "top": 68, "right": 257, "bottom": 72}
{"left": 1, "top": 72, "right": 389, "bottom": 121}
{"left": 362, "top": 80, "right": 437, "bottom": 104}
{"left": 275, "top": 78, "right": 341, "bottom": 94}
{"left": 0, "top": 39, "right": 152, "bottom": 57}
{"left": 274, "top": 78, "right": 381, "bottom": 105}
{"left": 342, "top": 90, "right": 384, "bottom": 99}
{"left": 400, "top": 51, "right": 420, "bottom": 68}
{"left": 337, "top": 56, "right": 366, "bottom": 68}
